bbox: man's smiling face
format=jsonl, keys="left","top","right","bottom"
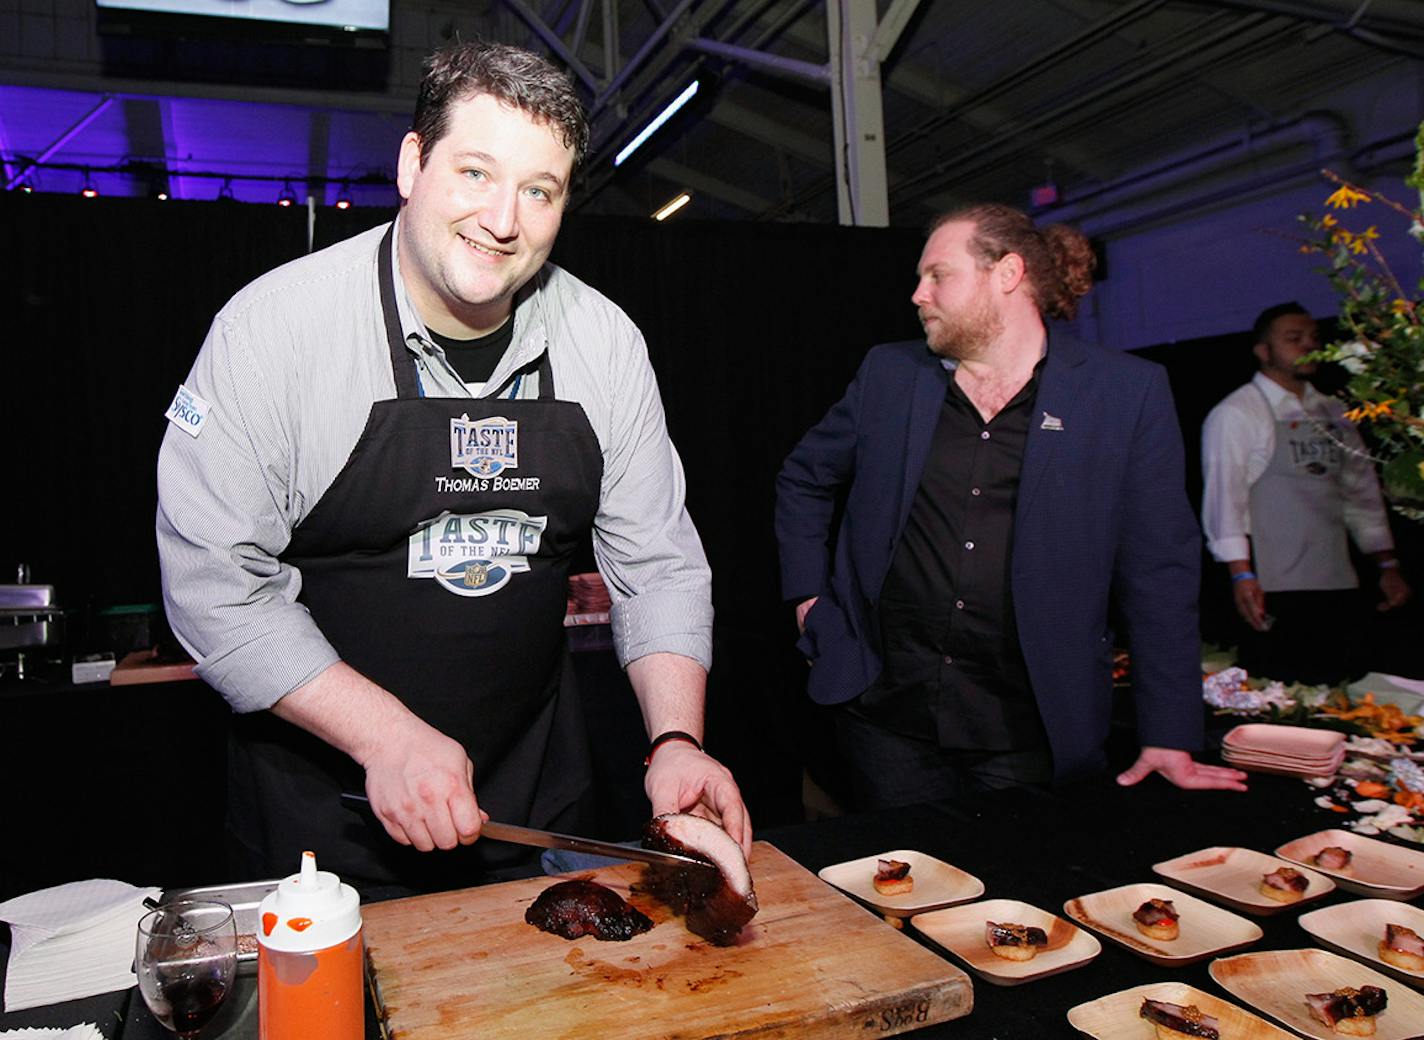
{"left": 396, "top": 92, "right": 575, "bottom": 337}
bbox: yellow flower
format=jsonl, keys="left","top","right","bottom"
{"left": 1347, "top": 400, "right": 1396, "bottom": 422}
{"left": 1359, "top": 226, "right": 1380, "bottom": 241}
{"left": 1325, "top": 184, "right": 1372, "bottom": 208}
{"left": 1321, "top": 214, "right": 1338, "bottom": 227}
{"left": 1350, "top": 238, "right": 1369, "bottom": 255}
{"left": 1393, "top": 299, "right": 1414, "bottom": 316}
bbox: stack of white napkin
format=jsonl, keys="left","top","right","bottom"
{"left": 0, "top": 1026, "right": 105, "bottom": 1039}
{"left": 0, "top": 880, "right": 161, "bottom": 1012}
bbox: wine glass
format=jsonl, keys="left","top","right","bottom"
{"left": 135, "top": 900, "right": 237, "bottom": 1040}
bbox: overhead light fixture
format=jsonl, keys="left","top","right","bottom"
{"left": 652, "top": 191, "right": 692, "bottom": 222}
{"left": 81, "top": 170, "right": 98, "bottom": 198}
{"left": 278, "top": 181, "right": 297, "bottom": 207}
{"left": 335, "top": 183, "right": 352, "bottom": 210}
{"left": 155, "top": 190, "right": 169, "bottom": 201}
{"left": 615, "top": 80, "right": 699, "bottom": 168}
{"left": 20, "top": 181, "right": 33, "bottom": 194}
{"left": 218, "top": 178, "right": 235, "bottom": 201}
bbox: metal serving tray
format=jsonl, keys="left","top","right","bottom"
{"left": 164, "top": 879, "right": 280, "bottom": 972}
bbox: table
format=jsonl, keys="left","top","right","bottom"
{"left": 3, "top": 770, "right": 1419, "bottom": 1039}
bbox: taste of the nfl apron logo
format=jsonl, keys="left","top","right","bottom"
{"left": 451, "top": 414, "right": 518, "bottom": 477}
{"left": 408, "top": 509, "right": 547, "bottom": 597}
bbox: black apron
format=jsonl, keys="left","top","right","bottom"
{"left": 227, "top": 227, "right": 604, "bottom": 890}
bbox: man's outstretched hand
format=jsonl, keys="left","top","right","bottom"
{"left": 1116, "top": 746, "right": 1249, "bottom": 791}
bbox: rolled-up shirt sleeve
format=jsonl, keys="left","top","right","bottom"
{"left": 589, "top": 322, "right": 713, "bottom": 672}
{"left": 156, "top": 313, "right": 340, "bottom": 713}
{"left": 1200, "top": 398, "right": 1256, "bottom": 564}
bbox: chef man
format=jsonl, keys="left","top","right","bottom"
{"left": 157, "top": 41, "right": 748, "bottom": 890}
{"left": 1201, "top": 301, "right": 1410, "bottom": 684}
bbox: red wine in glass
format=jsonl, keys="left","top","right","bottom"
{"left": 136, "top": 900, "right": 237, "bottom": 1040}
{"left": 156, "top": 975, "right": 230, "bottom": 1037}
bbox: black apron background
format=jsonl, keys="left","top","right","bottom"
{"left": 227, "top": 227, "right": 605, "bottom": 891}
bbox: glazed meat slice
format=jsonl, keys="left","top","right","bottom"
{"left": 1133, "top": 899, "right": 1179, "bottom": 927}
{"left": 1305, "top": 985, "right": 1388, "bottom": 1028}
{"left": 985, "top": 922, "right": 1047, "bottom": 948}
{"left": 1384, "top": 922, "right": 1424, "bottom": 957}
{"left": 641, "top": 813, "right": 758, "bottom": 946}
{"left": 524, "top": 879, "right": 653, "bottom": 941}
{"left": 1314, "top": 846, "right": 1353, "bottom": 871}
{"left": 1262, "top": 866, "right": 1309, "bottom": 893}
{"left": 1139, "top": 999, "right": 1220, "bottom": 1040}
{"left": 876, "top": 859, "right": 911, "bottom": 882}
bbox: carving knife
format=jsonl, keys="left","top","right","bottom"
{"left": 339, "top": 792, "right": 715, "bottom": 871}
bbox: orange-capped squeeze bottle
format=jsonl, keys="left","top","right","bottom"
{"left": 257, "top": 850, "right": 363, "bottom": 1040}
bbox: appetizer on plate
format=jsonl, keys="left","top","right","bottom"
{"left": 1133, "top": 898, "right": 1180, "bottom": 940}
{"left": 983, "top": 921, "right": 1047, "bottom": 961}
{"left": 1377, "top": 923, "right": 1424, "bottom": 972}
{"left": 1139, "top": 997, "right": 1220, "bottom": 1040}
{"left": 1315, "top": 846, "right": 1353, "bottom": 871}
{"left": 873, "top": 858, "right": 913, "bottom": 896}
{"left": 1259, "top": 866, "right": 1309, "bottom": 904}
{"left": 1304, "top": 985, "right": 1388, "bottom": 1036}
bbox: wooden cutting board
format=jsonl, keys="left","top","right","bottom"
{"left": 363, "top": 841, "right": 972, "bottom": 1039}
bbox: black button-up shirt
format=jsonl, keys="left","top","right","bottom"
{"left": 856, "top": 359, "right": 1050, "bottom": 755}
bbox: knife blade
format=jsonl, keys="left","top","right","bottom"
{"left": 339, "top": 792, "right": 715, "bottom": 872}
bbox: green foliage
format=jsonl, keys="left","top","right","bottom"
{"left": 1300, "top": 122, "right": 1424, "bottom": 521}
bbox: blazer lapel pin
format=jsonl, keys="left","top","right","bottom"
{"left": 1040, "top": 411, "right": 1065, "bottom": 431}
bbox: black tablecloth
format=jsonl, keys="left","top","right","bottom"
{"left": 3, "top": 770, "right": 1420, "bottom": 1039}
{"left": 762, "top": 771, "right": 1424, "bottom": 1038}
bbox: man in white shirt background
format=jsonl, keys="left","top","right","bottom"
{"left": 1201, "top": 301, "right": 1411, "bottom": 685}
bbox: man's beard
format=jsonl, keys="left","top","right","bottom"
{"left": 921, "top": 295, "right": 1004, "bottom": 361}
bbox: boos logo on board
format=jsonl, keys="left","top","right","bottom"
{"left": 408, "top": 509, "right": 547, "bottom": 597}
{"left": 451, "top": 414, "right": 518, "bottom": 477}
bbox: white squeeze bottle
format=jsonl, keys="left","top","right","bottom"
{"left": 257, "top": 850, "right": 363, "bottom": 1040}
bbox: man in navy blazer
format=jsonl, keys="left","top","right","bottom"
{"left": 775, "top": 203, "right": 1247, "bottom": 807}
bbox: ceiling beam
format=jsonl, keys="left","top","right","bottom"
{"left": 592, "top": 0, "right": 699, "bottom": 114}
{"left": 0, "top": 70, "right": 415, "bottom": 117}
{"left": 4, "top": 94, "right": 115, "bottom": 191}
{"left": 503, "top": 0, "right": 600, "bottom": 90}
{"left": 828, "top": 0, "right": 890, "bottom": 225}
{"left": 869, "top": 0, "right": 924, "bottom": 62}
{"left": 1193, "top": 0, "right": 1424, "bottom": 35}
{"left": 775, "top": 15, "right": 1109, "bottom": 179}
{"left": 705, "top": 99, "right": 829, "bottom": 167}
{"left": 645, "top": 157, "right": 772, "bottom": 213}
{"left": 684, "top": 37, "right": 828, "bottom": 87}
{"left": 0, "top": 109, "right": 16, "bottom": 188}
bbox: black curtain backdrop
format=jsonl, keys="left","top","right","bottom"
{"left": 6, "top": 194, "right": 925, "bottom": 825}
{"left": 7, "top": 193, "right": 925, "bottom": 627}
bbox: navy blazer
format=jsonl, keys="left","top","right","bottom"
{"left": 775, "top": 334, "right": 1204, "bottom": 781}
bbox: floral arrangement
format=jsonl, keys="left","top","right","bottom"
{"left": 1314, "top": 743, "right": 1424, "bottom": 843}
{"left": 1202, "top": 667, "right": 1424, "bottom": 842}
{"left": 1202, "top": 667, "right": 1421, "bottom": 741}
{"left": 1297, "top": 120, "right": 1424, "bottom": 519}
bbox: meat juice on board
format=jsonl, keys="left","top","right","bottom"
{"left": 257, "top": 851, "right": 363, "bottom": 1040}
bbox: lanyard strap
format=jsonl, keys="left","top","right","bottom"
{"left": 379, "top": 223, "right": 556, "bottom": 403}
{"left": 377, "top": 224, "right": 421, "bottom": 401}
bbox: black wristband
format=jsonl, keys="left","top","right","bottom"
{"left": 644, "top": 730, "right": 702, "bottom": 765}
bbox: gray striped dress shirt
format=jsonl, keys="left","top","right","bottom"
{"left": 156, "top": 220, "right": 712, "bottom": 713}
